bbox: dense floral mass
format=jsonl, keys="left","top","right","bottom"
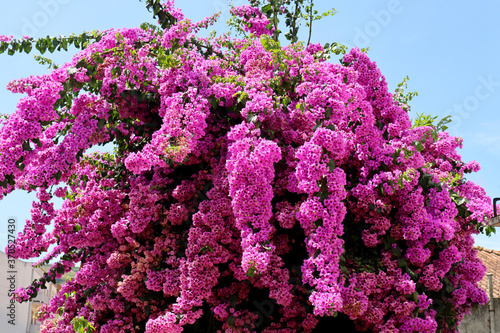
{"left": 0, "top": 1, "right": 493, "bottom": 332}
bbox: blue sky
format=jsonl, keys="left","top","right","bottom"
{"left": 0, "top": 0, "right": 499, "bottom": 252}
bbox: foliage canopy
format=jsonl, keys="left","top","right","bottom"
{"left": 0, "top": 1, "right": 493, "bottom": 332}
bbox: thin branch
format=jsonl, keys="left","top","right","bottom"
{"left": 273, "top": 8, "right": 279, "bottom": 42}
{"left": 307, "top": 0, "right": 314, "bottom": 45}
{"left": 291, "top": 0, "right": 301, "bottom": 43}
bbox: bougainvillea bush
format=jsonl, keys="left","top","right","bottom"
{"left": 0, "top": 1, "right": 494, "bottom": 332}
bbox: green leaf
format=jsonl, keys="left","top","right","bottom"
{"left": 6, "top": 175, "right": 15, "bottom": 186}
{"left": 378, "top": 185, "right": 385, "bottom": 197}
{"left": 57, "top": 306, "right": 64, "bottom": 316}
{"left": 111, "top": 66, "right": 122, "bottom": 77}
{"left": 22, "top": 40, "right": 32, "bottom": 54}
{"left": 97, "top": 119, "right": 106, "bottom": 130}
{"left": 16, "top": 156, "right": 24, "bottom": 171}
{"left": 325, "top": 107, "right": 333, "bottom": 120}
{"left": 246, "top": 266, "right": 256, "bottom": 278}
{"left": 312, "top": 120, "right": 324, "bottom": 132}
{"left": 56, "top": 265, "right": 65, "bottom": 274}
{"left": 32, "top": 138, "right": 42, "bottom": 147}
{"left": 326, "top": 124, "right": 335, "bottom": 131}
{"left": 485, "top": 226, "right": 496, "bottom": 237}
{"left": 7, "top": 42, "right": 17, "bottom": 55}
{"left": 262, "top": 4, "right": 272, "bottom": 13}
{"left": 0, "top": 42, "right": 7, "bottom": 53}
{"left": 36, "top": 39, "right": 47, "bottom": 54}
{"left": 22, "top": 141, "right": 32, "bottom": 152}
{"left": 47, "top": 37, "right": 56, "bottom": 53}
{"left": 229, "top": 294, "right": 238, "bottom": 308}
{"left": 199, "top": 245, "right": 213, "bottom": 254}
{"left": 296, "top": 103, "right": 305, "bottom": 113}
{"left": 61, "top": 38, "right": 68, "bottom": 51}
{"left": 74, "top": 321, "right": 82, "bottom": 333}
{"left": 327, "top": 159, "right": 336, "bottom": 172}
{"left": 397, "top": 258, "right": 407, "bottom": 268}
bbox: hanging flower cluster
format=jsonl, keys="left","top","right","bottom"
{"left": 0, "top": 1, "right": 492, "bottom": 332}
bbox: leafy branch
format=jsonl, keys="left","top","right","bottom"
{"left": 394, "top": 76, "right": 418, "bottom": 113}
{"left": 139, "top": 0, "right": 178, "bottom": 30}
{"left": 0, "top": 32, "right": 101, "bottom": 56}
{"left": 256, "top": 0, "right": 336, "bottom": 44}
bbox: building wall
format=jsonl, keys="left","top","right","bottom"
{"left": 0, "top": 251, "right": 58, "bottom": 333}
{"left": 460, "top": 298, "right": 500, "bottom": 333}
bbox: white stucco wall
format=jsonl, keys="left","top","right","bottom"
{"left": 0, "top": 251, "right": 58, "bottom": 333}
{"left": 459, "top": 298, "right": 500, "bottom": 333}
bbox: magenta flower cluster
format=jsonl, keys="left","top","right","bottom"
{"left": 0, "top": 2, "right": 492, "bottom": 332}
{"left": 230, "top": 5, "right": 274, "bottom": 37}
